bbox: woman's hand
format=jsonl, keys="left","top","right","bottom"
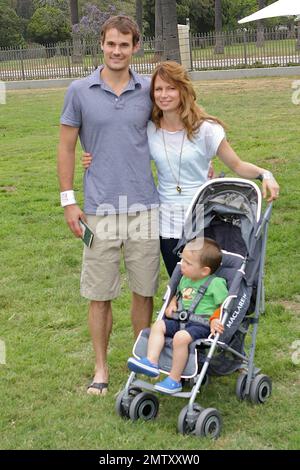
{"left": 262, "top": 177, "right": 280, "bottom": 202}
{"left": 82, "top": 152, "right": 92, "bottom": 170}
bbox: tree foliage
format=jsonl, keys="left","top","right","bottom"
{"left": 72, "top": 3, "right": 116, "bottom": 40}
{"left": 0, "top": 1, "right": 24, "bottom": 47}
{"left": 27, "top": 5, "right": 71, "bottom": 44}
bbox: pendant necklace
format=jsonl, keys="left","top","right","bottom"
{"left": 162, "top": 128, "right": 185, "bottom": 194}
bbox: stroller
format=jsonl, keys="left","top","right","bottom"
{"left": 115, "top": 178, "right": 273, "bottom": 438}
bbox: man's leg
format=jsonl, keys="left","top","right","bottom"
{"left": 87, "top": 300, "right": 112, "bottom": 395}
{"left": 131, "top": 292, "right": 153, "bottom": 338}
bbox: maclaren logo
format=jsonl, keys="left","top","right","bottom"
{"left": 226, "top": 293, "right": 247, "bottom": 328}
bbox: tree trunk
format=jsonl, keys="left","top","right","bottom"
{"left": 297, "top": 21, "right": 300, "bottom": 50}
{"left": 214, "top": 0, "right": 224, "bottom": 54}
{"left": 256, "top": 0, "right": 265, "bottom": 48}
{"left": 16, "top": 0, "right": 32, "bottom": 19}
{"left": 155, "top": 0, "right": 163, "bottom": 60}
{"left": 161, "top": 0, "right": 180, "bottom": 63}
{"left": 135, "top": 0, "right": 144, "bottom": 56}
{"left": 70, "top": 0, "right": 79, "bottom": 25}
{"left": 70, "top": 1, "right": 81, "bottom": 64}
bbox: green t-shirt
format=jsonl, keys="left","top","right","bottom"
{"left": 178, "top": 275, "right": 228, "bottom": 317}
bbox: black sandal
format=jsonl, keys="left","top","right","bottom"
{"left": 87, "top": 382, "right": 108, "bottom": 394}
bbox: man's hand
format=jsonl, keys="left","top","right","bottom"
{"left": 64, "top": 204, "right": 87, "bottom": 238}
{"left": 210, "top": 318, "right": 224, "bottom": 336}
{"left": 207, "top": 162, "right": 216, "bottom": 179}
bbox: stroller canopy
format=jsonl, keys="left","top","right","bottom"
{"left": 179, "top": 178, "right": 262, "bottom": 256}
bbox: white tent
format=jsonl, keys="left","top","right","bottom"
{"left": 238, "top": 0, "right": 300, "bottom": 24}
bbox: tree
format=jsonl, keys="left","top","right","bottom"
{"left": 0, "top": 2, "right": 24, "bottom": 47}
{"left": 135, "top": 0, "right": 144, "bottom": 55}
{"left": 27, "top": 5, "right": 71, "bottom": 44}
{"left": 16, "top": 0, "right": 33, "bottom": 18}
{"left": 214, "top": 0, "right": 224, "bottom": 54}
{"left": 256, "top": 0, "right": 265, "bottom": 47}
{"left": 161, "top": 0, "right": 180, "bottom": 62}
{"left": 33, "top": 0, "right": 69, "bottom": 12}
{"left": 155, "top": 0, "right": 163, "bottom": 57}
{"left": 70, "top": 0, "right": 79, "bottom": 24}
{"left": 297, "top": 19, "right": 300, "bottom": 50}
{"left": 72, "top": 3, "right": 116, "bottom": 40}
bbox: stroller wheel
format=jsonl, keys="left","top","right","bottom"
{"left": 129, "top": 392, "right": 159, "bottom": 421}
{"left": 236, "top": 373, "right": 248, "bottom": 401}
{"left": 115, "top": 387, "right": 142, "bottom": 419}
{"left": 195, "top": 408, "right": 222, "bottom": 439}
{"left": 177, "top": 404, "right": 203, "bottom": 435}
{"left": 249, "top": 374, "right": 272, "bottom": 404}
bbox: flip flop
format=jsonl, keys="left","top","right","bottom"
{"left": 87, "top": 382, "right": 108, "bottom": 395}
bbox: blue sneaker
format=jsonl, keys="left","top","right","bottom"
{"left": 127, "top": 357, "right": 159, "bottom": 377}
{"left": 154, "top": 376, "right": 182, "bottom": 394}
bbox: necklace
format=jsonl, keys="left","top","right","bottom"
{"left": 162, "top": 129, "right": 185, "bottom": 194}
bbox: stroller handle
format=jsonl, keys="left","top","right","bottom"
{"left": 255, "top": 202, "right": 273, "bottom": 239}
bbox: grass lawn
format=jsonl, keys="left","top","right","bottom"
{"left": 0, "top": 77, "right": 299, "bottom": 450}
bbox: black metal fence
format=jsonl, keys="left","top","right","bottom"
{"left": 1, "top": 28, "right": 299, "bottom": 81}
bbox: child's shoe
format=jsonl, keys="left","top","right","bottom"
{"left": 127, "top": 357, "right": 159, "bottom": 377}
{"left": 154, "top": 376, "right": 182, "bottom": 394}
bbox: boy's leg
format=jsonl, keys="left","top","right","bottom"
{"left": 169, "top": 330, "right": 193, "bottom": 383}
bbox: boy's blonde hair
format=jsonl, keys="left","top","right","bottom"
{"left": 185, "top": 238, "right": 222, "bottom": 274}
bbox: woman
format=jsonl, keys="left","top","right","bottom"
{"left": 83, "top": 61, "right": 280, "bottom": 276}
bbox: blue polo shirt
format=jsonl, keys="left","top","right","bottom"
{"left": 60, "top": 66, "right": 159, "bottom": 215}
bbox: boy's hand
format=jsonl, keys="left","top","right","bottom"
{"left": 82, "top": 152, "right": 92, "bottom": 169}
{"left": 210, "top": 319, "right": 224, "bottom": 336}
{"left": 165, "top": 299, "right": 177, "bottom": 318}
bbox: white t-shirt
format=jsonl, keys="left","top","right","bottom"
{"left": 147, "top": 120, "right": 225, "bottom": 237}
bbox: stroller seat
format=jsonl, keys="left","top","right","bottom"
{"left": 133, "top": 250, "right": 247, "bottom": 379}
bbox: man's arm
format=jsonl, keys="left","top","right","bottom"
{"left": 57, "top": 124, "right": 86, "bottom": 237}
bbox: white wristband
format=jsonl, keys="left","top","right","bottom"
{"left": 60, "top": 190, "right": 76, "bottom": 207}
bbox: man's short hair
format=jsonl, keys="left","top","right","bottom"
{"left": 185, "top": 238, "right": 222, "bottom": 274}
{"left": 101, "top": 15, "right": 140, "bottom": 46}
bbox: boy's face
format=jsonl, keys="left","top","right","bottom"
{"left": 180, "top": 249, "right": 210, "bottom": 281}
{"left": 101, "top": 28, "right": 139, "bottom": 72}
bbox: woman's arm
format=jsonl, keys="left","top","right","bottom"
{"left": 217, "top": 138, "right": 280, "bottom": 202}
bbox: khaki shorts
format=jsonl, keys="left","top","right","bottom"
{"left": 80, "top": 209, "right": 160, "bottom": 301}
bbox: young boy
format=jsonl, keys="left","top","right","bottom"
{"left": 127, "top": 238, "right": 229, "bottom": 394}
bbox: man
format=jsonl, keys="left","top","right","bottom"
{"left": 57, "top": 16, "right": 160, "bottom": 395}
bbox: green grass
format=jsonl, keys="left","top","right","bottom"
{"left": 0, "top": 77, "right": 300, "bottom": 450}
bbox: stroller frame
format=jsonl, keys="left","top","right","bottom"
{"left": 115, "top": 178, "right": 273, "bottom": 438}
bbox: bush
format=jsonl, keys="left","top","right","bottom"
{"left": 27, "top": 5, "right": 71, "bottom": 45}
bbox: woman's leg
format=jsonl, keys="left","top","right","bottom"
{"left": 160, "top": 237, "right": 181, "bottom": 277}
